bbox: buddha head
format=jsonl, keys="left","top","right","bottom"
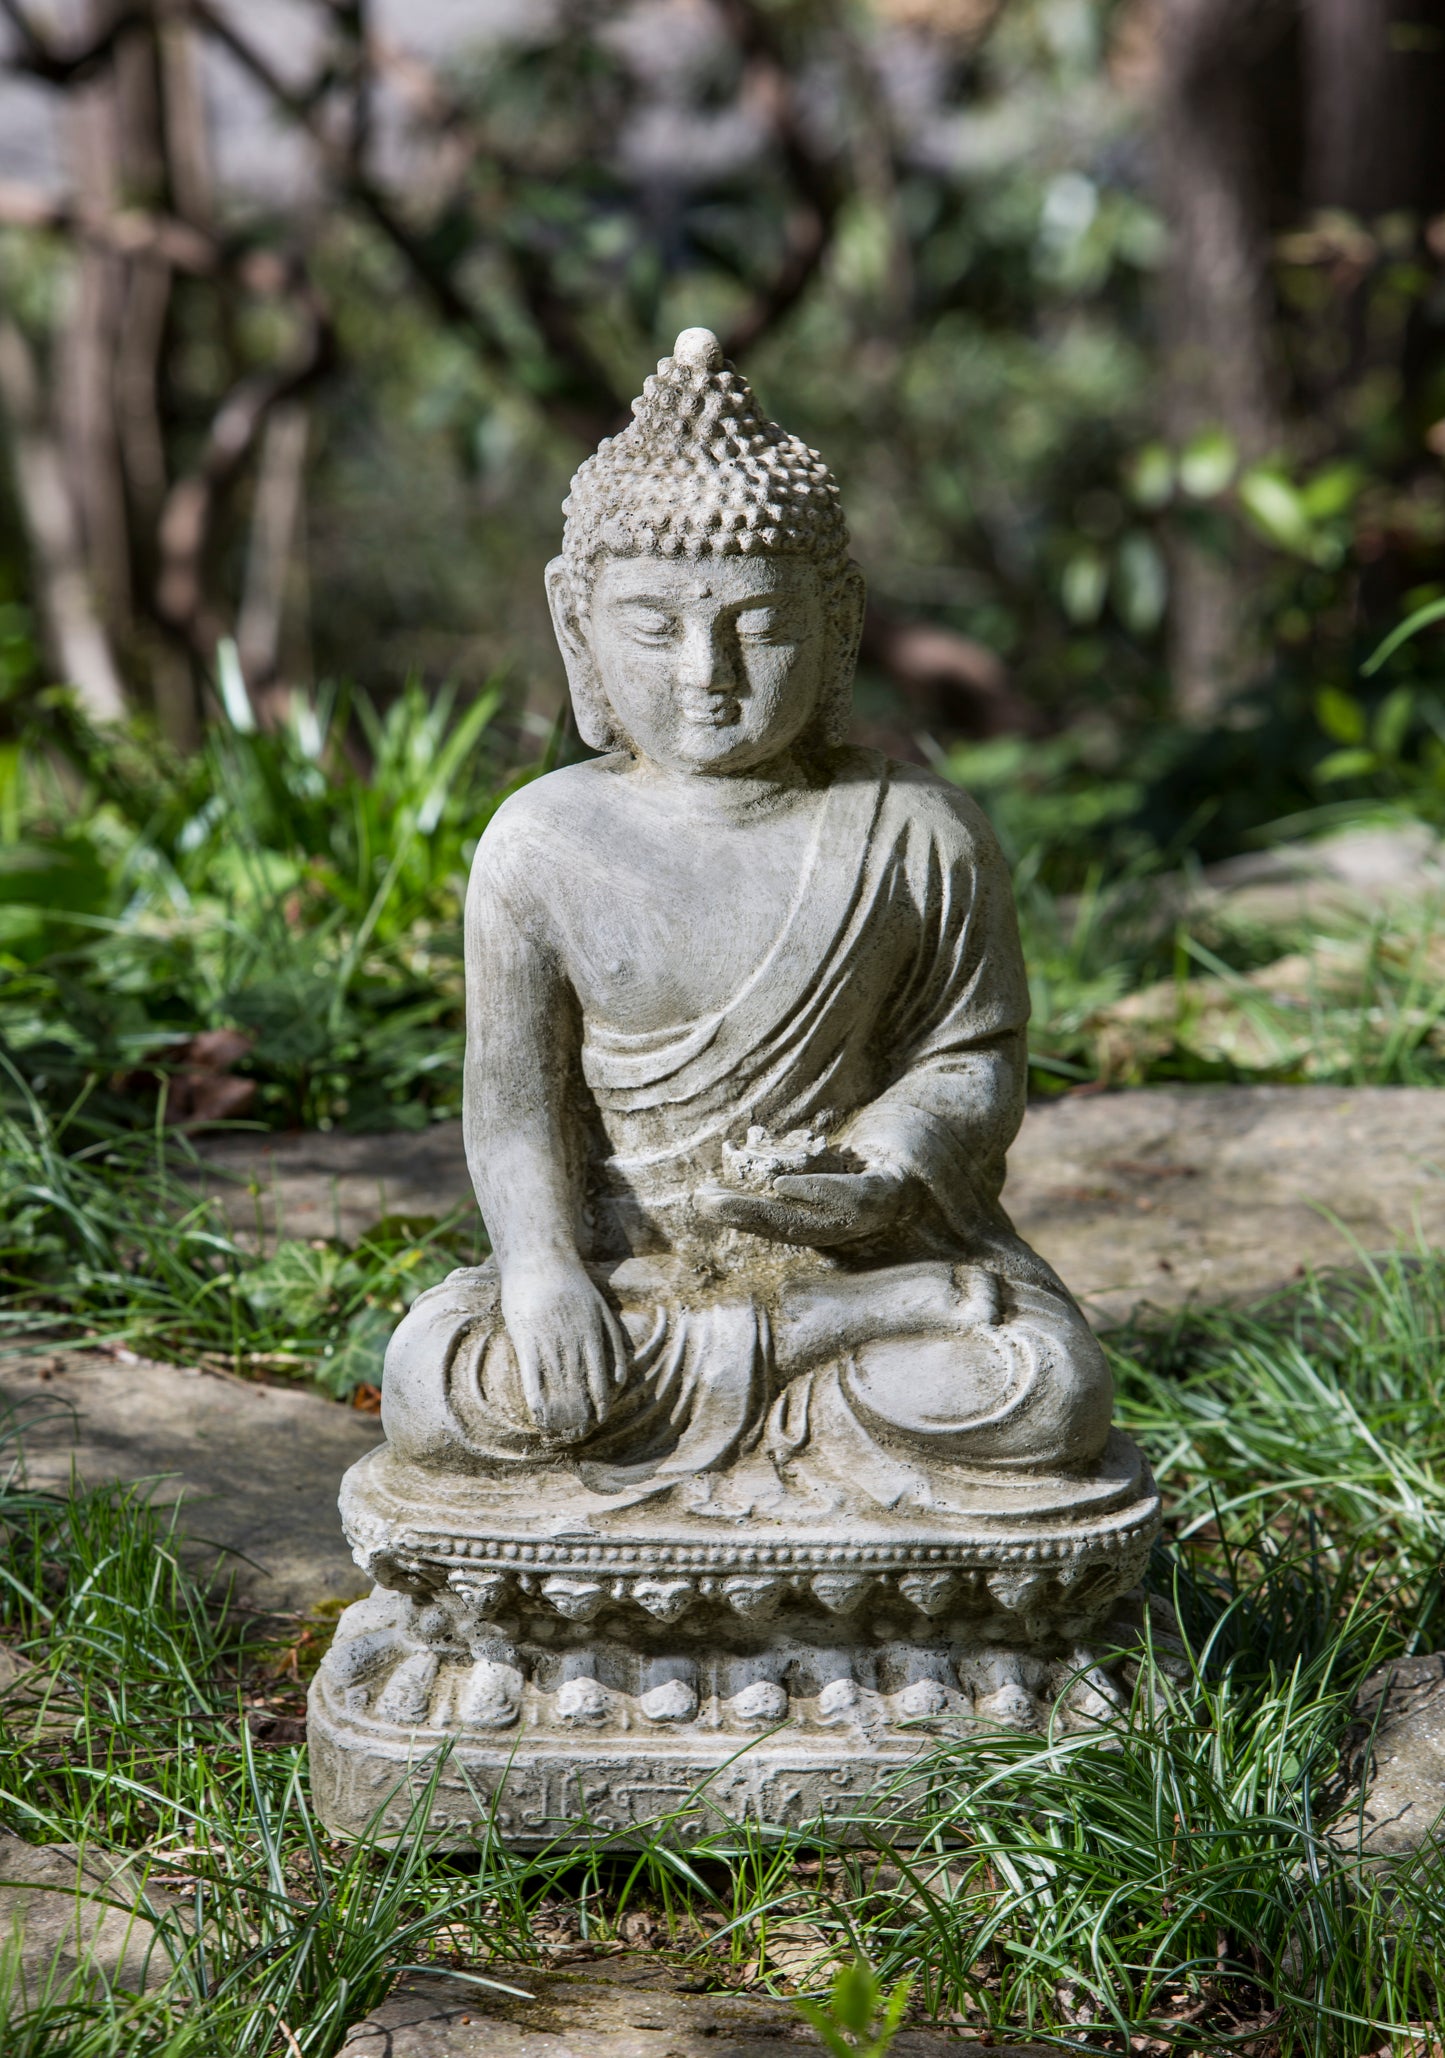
{"left": 546, "top": 328, "right": 865, "bottom": 774}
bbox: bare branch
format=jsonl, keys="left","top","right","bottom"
{"left": 191, "top": 0, "right": 624, "bottom": 439}
{"left": 156, "top": 279, "right": 334, "bottom": 666}
{"left": 190, "top": 4, "right": 502, "bottom": 341}
{"left": 0, "top": 0, "right": 147, "bottom": 85}
{"left": 0, "top": 180, "right": 218, "bottom": 272}
{"left": 714, "top": 0, "right": 846, "bottom": 360}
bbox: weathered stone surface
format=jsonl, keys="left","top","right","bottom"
{"left": 0, "top": 1832, "right": 173, "bottom": 2002}
{"left": 200, "top": 1120, "right": 478, "bottom": 1249}
{"left": 1005, "top": 1082, "right": 1445, "bottom": 1326}
{"left": 205, "top": 1082, "right": 1445, "bottom": 1331}
{"left": 1344, "top": 1653, "right": 1445, "bottom": 1857}
{"left": 1127, "top": 819, "right": 1445, "bottom": 937}
{"left": 0, "top": 1350, "right": 382, "bottom": 1614}
{"left": 337, "top": 1957, "right": 1048, "bottom": 2057}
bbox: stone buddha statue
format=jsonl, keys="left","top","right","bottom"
{"left": 309, "top": 331, "right": 1161, "bottom": 1844}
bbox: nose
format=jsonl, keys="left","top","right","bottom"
{"left": 676, "top": 615, "right": 738, "bottom": 695}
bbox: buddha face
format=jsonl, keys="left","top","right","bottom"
{"left": 549, "top": 553, "right": 856, "bottom": 776}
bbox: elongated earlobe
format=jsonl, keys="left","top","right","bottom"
{"left": 545, "top": 557, "right": 624, "bottom": 752}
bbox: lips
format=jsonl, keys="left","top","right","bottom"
{"left": 679, "top": 694, "right": 741, "bottom": 727}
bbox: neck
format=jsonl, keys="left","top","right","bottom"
{"left": 630, "top": 749, "right": 824, "bottom": 819}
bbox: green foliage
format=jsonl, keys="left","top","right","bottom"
{"left": 794, "top": 1957, "right": 912, "bottom": 2058}
{"left": 3, "top": 680, "right": 527, "bottom": 1135}
{"left": 1114, "top": 1245, "right": 1445, "bottom": 1596}
{"left": 1305, "top": 595, "right": 1445, "bottom": 821}
{"left": 0, "top": 1085, "right": 484, "bottom": 1393}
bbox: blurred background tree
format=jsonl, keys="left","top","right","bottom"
{"left": 0, "top": 0, "right": 1441, "bottom": 806}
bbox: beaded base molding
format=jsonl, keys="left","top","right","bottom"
{"left": 307, "top": 1436, "right": 1163, "bottom": 1845}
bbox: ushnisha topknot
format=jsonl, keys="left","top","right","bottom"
{"left": 560, "top": 326, "right": 850, "bottom": 604}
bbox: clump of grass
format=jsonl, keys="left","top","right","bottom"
{"left": 4, "top": 679, "right": 531, "bottom": 1138}
{"left": 818, "top": 1654, "right": 1445, "bottom": 2050}
{"left": 1112, "top": 1244, "right": 1445, "bottom": 1602}
{"left": 0, "top": 1076, "right": 484, "bottom": 1396}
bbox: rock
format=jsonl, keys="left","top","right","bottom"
{"left": 1343, "top": 1653, "right": 1445, "bottom": 1857}
{"left": 203, "top": 1083, "right": 1445, "bottom": 1331}
{"left": 1087, "top": 822, "right": 1445, "bottom": 941}
{"left": 337, "top": 1955, "right": 1049, "bottom": 2056}
{"left": 29, "top": 1075, "right": 1434, "bottom": 1634}
{"left": 0, "top": 1641, "right": 77, "bottom": 1743}
{"left": 1004, "top": 1083, "right": 1445, "bottom": 1326}
{"left": 0, "top": 1349, "right": 383, "bottom": 1615}
{"left": 1194, "top": 820, "right": 1445, "bottom": 931}
{"left": 0, "top": 1831, "right": 173, "bottom": 2002}
{"left": 199, "top": 1122, "right": 478, "bottom": 1248}
{"left": 0, "top": 1646, "right": 31, "bottom": 1691}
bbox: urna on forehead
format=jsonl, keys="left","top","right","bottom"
{"left": 559, "top": 326, "right": 850, "bottom": 594}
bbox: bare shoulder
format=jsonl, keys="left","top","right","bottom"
{"left": 880, "top": 756, "right": 1007, "bottom": 868}
{"left": 471, "top": 757, "right": 629, "bottom": 892}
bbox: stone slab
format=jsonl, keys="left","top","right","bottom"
{"left": 0, "top": 1350, "right": 383, "bottom": 1615}
{"left": 337, "top": 1956, "right": 1047, "bottom": 2057}
{"left": 1344, "top": 1653, "right": 1445, "bottom": 1857}
{"left": 201, "top": 1084, "right": 1445, "bottom": 1327}
{"left": 1004, "top": 1083, "right": 1445, "bottom": 1324}
{"left": 10, "top": 1083, "right": 1439, "bottom": 1631}
{"left": 0, "top": 1832, "right": 173, "bottom": 2002}
{"left": 199, "top": 1122, "right": 480, "bottom": 1247}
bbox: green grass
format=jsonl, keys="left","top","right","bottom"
{"left": 3, "top": 1258, "right": 1445, "bottom": 2054}
{"left": 6, "top": 690, "right": 1445, "bottom": 2043}
{"left": 0, "top": 1076, "right": 485, "bottom": 1395}
{"left": 6, "top": 691, "right": 1445, "bottom": 1399}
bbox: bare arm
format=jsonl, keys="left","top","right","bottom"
{"left": 463, "top": 851, "right": 626, "bottom": 1441}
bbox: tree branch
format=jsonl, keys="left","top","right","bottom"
{"left": 0, "top": 180, "right": 218, "bottom": 273}
{"left": 193, "top": 0, "right": 625, "bottom": 438}
{"left": 156, "top": 276, "right": 334, "bottom": 668}
{"left": 190, "top": 1, "right": 506, "bottom": 352}
{"left": 0, "top": 0, "right": 148, "bottom": 85}
{"left": 713, "top": 0, "right": 846, "bottom": 360}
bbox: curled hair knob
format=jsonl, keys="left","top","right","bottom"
{"left": 671, "top": 327, "right": 724, "bottom": 372}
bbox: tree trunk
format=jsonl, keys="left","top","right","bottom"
{"left": 0, "top": 317, "right": 127, "bottom": 724}
{"left": 1303, "top": 0, "right": 1445, "bottom": 215}
{"left": 1156, "top": 0, "right": 1296, "bottom": 725}
{"left": 57, "top": 57, "right": 133, "bottom": 652}
{"left": 237, "top": 400, "right": 310, "bottom": 709}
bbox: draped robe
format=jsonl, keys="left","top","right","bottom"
{"left": 383, "top": 751, "right": 1113, "bottom": 1518}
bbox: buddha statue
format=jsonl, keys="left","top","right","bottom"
{"left": 309, "top": 331, "right": 1162, "bottom": 1845}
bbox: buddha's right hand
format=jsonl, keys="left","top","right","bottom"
{"left": 500, "top": 1258, "right": 629, "bottom": 1443}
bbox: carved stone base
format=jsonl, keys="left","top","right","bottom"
{"left": 308, "top": 1431, "right": 1163, "bottom": 1845}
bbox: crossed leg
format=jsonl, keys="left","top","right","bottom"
{"left": 772, "top": 1260, "right": 1001, "bottom": 1374}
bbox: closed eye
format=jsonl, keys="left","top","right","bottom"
{"left": 620, "top": 607, "right": 676, "bottom": 641}
{"left": 734, "top": 608, "right": 794, "bottom": 642}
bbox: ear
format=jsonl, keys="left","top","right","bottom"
{"left": 836, "top": 561, "right": 866, "bottom": 677}
{"left": 820, "top": 560, "right": 866, "bottom": 746}
{"left": 545, "top": 556, "right": 623, "bottom": 753}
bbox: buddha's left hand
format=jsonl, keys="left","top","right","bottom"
{"left": 697, "top": 1164, "right": 911, "bottom": 1247}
